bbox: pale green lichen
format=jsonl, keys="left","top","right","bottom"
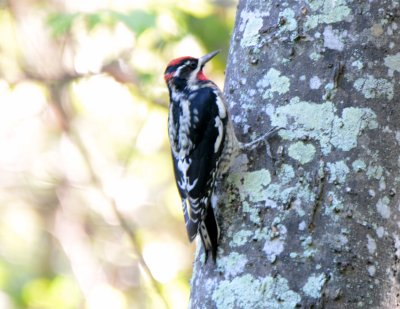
{"left": 302, "top": 273, "right": 327, "bottom": 298}
{"left": 279, "top": 164, "right": 295, "bottom": 184}
{"left": 264, "top": 163, "right": 316, "bottom": 216}
{"left": 212, "top": 274, "right": 301, "bottom": 309}
{"left": 309, "top": 76, "right": 322, "bottom": 89}
{"left": 327, "top": 161, "right": 349, "bottom": 184}
{"left": 230, "top": 229, "right": 253, "bottom": 247}
{"left": 243, "top": 201, "right": 261, "bottom": 224}
{"left": 268, "top": 97, "right": 378, "bottom": 155}
{"left": 303, "top": 248, "right": 317, "bottom": 258}
{"left": 269, "top": 98, "right": 334, "bottom": 154}
{"left": 240, "top": 11, "right": 263, "bottom": 48}
{"left": 352, "top": 159, "right": 367, "bottom": 172}
{"left": 217, "top": 252, "right": 248, "bottom": 277}
{"left": 253, "top": 227, "right": 270, "bottom": 241}
{"left": 227, "top": 167, "right": 271, "bottom": 224}
{"left": 352, "top": 60, "right": 364, "bottom": 70}
{"left": 265, "top": 184, "right": 296, "bottom": 208}
{"left": 376, "top": 196, "right": 390, "bottom": 219}
{"left": 367, "top": 164, "right": 384, "bottom": 180}
{"left": 304, "top": 0, "right": 352, "bottom": 30}
{"left": 295, "top": 185, "right": 316, "bottom": 206}
{"left": 330, "top": 107, "right": 378, "bottom": 151}
{"left": 323, "top": 82, "right": 336, "bottom": 100}
{"left": 301, "top": 236, "right": 317, "bottom": 258}
{"left": 384, "top": 52, "right": 400, "bottom": 72}
{"left": 263, "top": 224, "right": 287, "bottom": 262}
{"left": 302, "top": 236, "right": 313, "bottom": 247}
{"left": 323, "top": 26, "right": 345, "bottom": 51}
{"left": 278, "top": 8, "right": 297, "bottom": 38}
{"left": 353, "top": 75, "right": 394, "bottom": 100}
{"left": 257, "top": 68, "right": 290, "bottom": 99}
{"left": 288, "top": 142, "right": 316, "bottom": 164}
{"left": 324, "top": 191, "right": 344, "bottom": 217}
{"left": 230, "top": 169, "right": 271, "bottom": 203}
{"left": 309, "top": 51, "right": 322, "bottom": 61}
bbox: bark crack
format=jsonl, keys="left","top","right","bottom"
{"left": 318, "top": 272, "right": 331, "bottom": 309}
{"left": 308, "top": 161, "right": 327, "bottom": 232}
{"left": 332, "top": 60, "right": 345, "bottom": 89}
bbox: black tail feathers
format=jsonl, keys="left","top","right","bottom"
{"left": 199, "top": 207, "right": 219, "bottom": 263}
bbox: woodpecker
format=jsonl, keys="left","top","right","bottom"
{"left": 164, "top": 50, "right": 279, "bottom": 262}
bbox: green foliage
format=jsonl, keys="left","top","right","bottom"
{"left": 47, "top": 10, "right": 156, "bottom": 38}
{"left": 181, "top": 12, "right": 231, "bottom": 64}
{"left": 111, "top": 10, "right": 156, "bottom": 36}
{"left": 22, "top": 277, "right": 80, "bottom": 309}
{"left": 47, "top": 12, "right": 78, "bottom": 37}
{"left": 85, "top": 12, "right": 104, "bottom": 30}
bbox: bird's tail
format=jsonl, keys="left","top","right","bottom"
{"left": 199, "top": 207, "right": 219, "bottom": 263}
{"left": 182, "top": 199, "right": 198, "bottom": 242}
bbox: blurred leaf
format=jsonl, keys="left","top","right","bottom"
{"left": 111, "top": 10, "right": 156, "bottom": 36}
{"left": 22, "top": 278, "right": 49, "bottom": 307}
{"left": 47, "top": 10, "right": 156, "bottom": 38}
{"left": 22, "top": 276, "right": 80, "bottom": 309}
{"left": 85, "top": 12, "right": 104, "bottom": 30}
{"left": 137, "top": 72, "right": 154, "bottom": 84}
{"left": 180, "top": 12, "right": 231, "bottom": 66}
{"left": 47, "top": 13, "right": 79, "bottom": 37}
{"left": 0, "top": 261, "right": 9, "bottom": 289}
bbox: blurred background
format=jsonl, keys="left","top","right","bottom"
{"left": 0, "top": 0, "right": 236, "bottom": 308}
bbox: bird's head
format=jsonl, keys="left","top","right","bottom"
{"left": 164, "top": 50, "right": 220, "bottom": 89}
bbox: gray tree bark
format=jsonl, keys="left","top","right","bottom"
{"left": 190, "top": 0, "right": 400, "bottom": 308}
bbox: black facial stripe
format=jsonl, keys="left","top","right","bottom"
{"left": 165, "top": 60, "right": 199, "bottom": 75}
{"left": 165, "top": 64, "right": 182, "bottom": 75}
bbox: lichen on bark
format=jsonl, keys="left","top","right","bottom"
{"left": 190, "top": 1, "right": 400, "bottom": 308}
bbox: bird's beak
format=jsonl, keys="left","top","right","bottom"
{"left": 199, "top": 50, "right": 220, "bottom": 66}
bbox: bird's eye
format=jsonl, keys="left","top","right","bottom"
{"left": 189, "top": 62, "right": 197, "bottom": 69}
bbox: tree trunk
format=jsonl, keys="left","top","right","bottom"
{"left": 190, "top": 0, "right": 400, "bottom": 308}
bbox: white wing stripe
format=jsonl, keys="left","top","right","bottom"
{"left": 214, "top": 116, "right": 224, "bottom": 153}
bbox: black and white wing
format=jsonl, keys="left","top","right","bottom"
{"left": 168, "top": 86, "right": 227, "bottom": 260}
